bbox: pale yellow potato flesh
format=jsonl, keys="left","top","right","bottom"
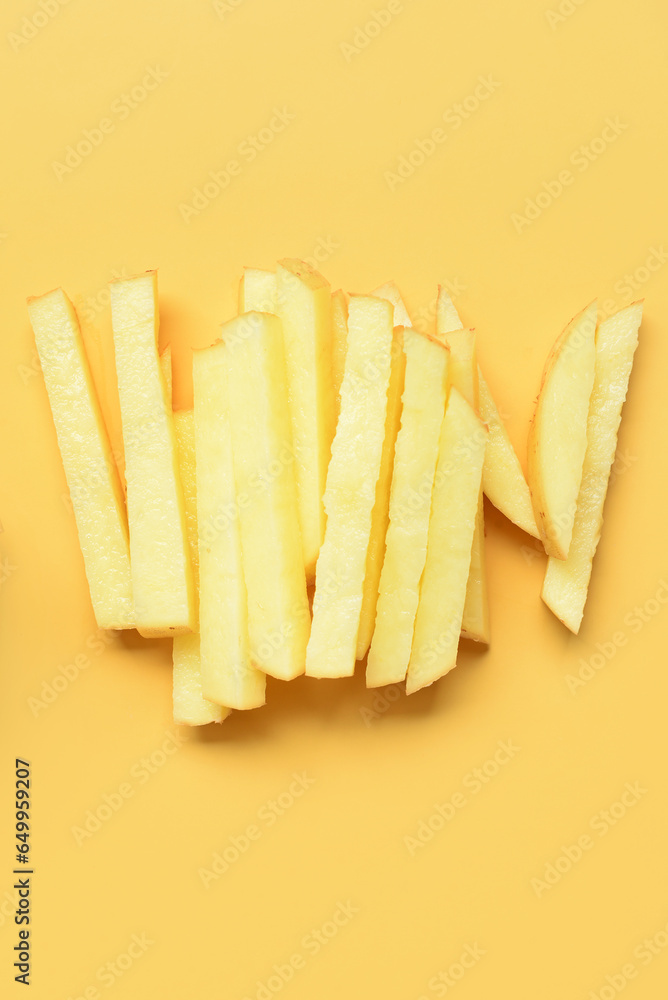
{"left": 542, "top": 302, "right": 643, "bottom": 632}
{"left": 172, "top": 409, "right": 228, "bottom": 726}
{"left": 355, "top": 326, "right": 405, "bottom": 660}
{"left": 173, "top": 632, "right": 228, "bottom": 726}
{"left": 435, "top": 288, "right": 489, "bottom": 644}
{"left": 371, "top": 281, "right": 413, "bottom": 328}
{"left": 436, "top": 283, "right": 463, "bottom": 334}
{"left": 437, "top": 287, "right": 538, "bottom": 538}
{"left": 528, "top": 300, "right": 598, "bottom": 559}
{"left": 478, "top": 369, "right": 539, "bottom": 538}
{"left": 356, "top": 280, "right": 414, "bottom": 660}
{"left": 193, "top": 344, "right": 266, "bottom": 710}
{"left": 239, "top": 267, "right": 277, "bottom": 313}
{"left": 221, "top": 312, "right": 310, "bottom": 680}
{"left": 331, "top": 289, "right": 348, "bottom": 421}
{"left": 172, "top": 411, "right": 199, "bottom": 585}
{"left": 110, "top": 272, "right": 195, "bottom": 637}
{"left": 407, "top": 388, "right": 488, "bottom": 694}
{"left": 306, "top": 296, "right": 394, "bottom": 678}
{"left": 366, "top": 329, "right": 448, "bottom": 686}
{"left": 276, "top": 259, "right": 335, "bottom": 579}
{"left": 28, "top": 289, "right": 134, "bottom": 630}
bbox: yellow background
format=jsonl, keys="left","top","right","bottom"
{"left": 1, "top": 0, "right": 667, "bottom": 997}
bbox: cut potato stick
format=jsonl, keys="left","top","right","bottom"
{"left": 366, "top": 328, "right": 448, "bottom": 686}
{"left": 173, "top": 633, "right": 229, "bottom": 726}
{"left": 28, "top": 288, "right": 134, "bottom": 630}
{"left": 306, "top": 296, "right": 394, "bottom": 678}
{"left": 356, "top": 281, "right": 414, "bottom": 659}
{"left": 371, "top": 281, "right": 413, "bottom": 327}
{"left": 331, "top": 289, "right": 348, "bottom": 420}
{"left": 193, "top": 342, "right": 266, "bottom": 710}
{"left": 172, "top": 408, "right": 228, "bottom": 725}
{"left": 110, "top": 272, "right": 195, "bottom": 637}
{"left": 407, "top": 388, "right": 488, "bottom": 693}
{"left": 436, "top": 287, "right": 489, "bottom": 643}
{"left": 436, "top": 288, "right": 538, "bottom": 537}
{"left": 356, "top": 326, "right": 405, "bottom": 660}
{"left": 239, "top": 267, "right": 277, "bottom": 313}
{"left": 221, "top": 312, "right": 310, "bottom": 680}
{"left": 435, "top": 284, "right": 462, "bottom": 334}
{"left": 542, "top": 302, "right": 643, "bottom": 632}
{"left": 276, "top": 259, "right": 335, "bottom": 578}
{"left": 172, "top": 411, "right": 199, "bottom": 587}
{"left": 165, "top": 349, "right": 224, "bottom": 722}
{"left": 528, "top": 301, "right": 597, "bottom": 559}
{"left": 478, "top": 371, "right": 539, "bottom": 538}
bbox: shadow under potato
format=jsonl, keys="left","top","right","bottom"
{"left": 193, "top": 636, "right": 489, "bottom": 745}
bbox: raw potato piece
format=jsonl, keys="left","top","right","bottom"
{"left": 528, "top": 301, "right": 597, "bottom": 559}
{"left": 407, "top": 389, "right": 488, "bottom": 694}
{"left": 436, "top": 284, "right": 462, "bottom": 334}
{"left": 478, "top": 370, "right": 539, "bottom": 539}
{"left": 371, "top": 281, "right": 413, "bottom": 327}
{"left": 366, "top": 329, "right": 448, "bottom": 686}
{"left": 356, "top": 326, "right": 405, "bottom": 660}
{"left": 276, "top": 259, "right": 335, "bottom": 578}
{"left": 436, "top": 288, "right": 489, "bottom": 644}
{"left": 172, "top": 409, "right": 228, "bottom": 726}
{"left": 173, "top": 633, "right": 229, "bottom": 726}
{"left": 542, "top": 302, "right": 643, "bottom": 632}
{"left": 193, "top": 345, "right": 266, "bottom": 710}
{"left": 28, "top": 289, "right": 134, "bottom": 630}
{"left": 221, "top": 312, "right": 310, "bottom": 680}
{"left": 331, "top": 289, "right": 348, "bottom": 420}
{"left": 356, "top": 280, "right": 414, "bottom": 659}
{"left": 306, "top": 296, "right": 394, "bottom": 678}
{"left": 436, "top": 286, "right": 538, "bottom": 537}
{"left": 239, "top": 267, "right": 277, "bottom": 313}
{"left": 110, "top": 272, "right": 195, "bottom": 637}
